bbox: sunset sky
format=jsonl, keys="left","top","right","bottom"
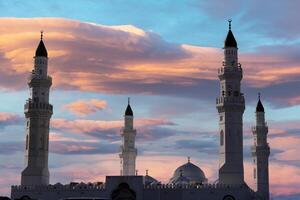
{"left": 0, "top": 1, "right": 299, "bottom": 199}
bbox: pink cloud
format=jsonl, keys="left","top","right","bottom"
{"left": 0, "top": 112, "right": 22, "bottom": 127}
{"left": 0, "top": 17, "right": 299, "bottom": 97}
{"left": 51, "top": 117, "right": 176, "bottom": 141}
{"left": 63, "top": 99, "right": 107, "bottom": 116}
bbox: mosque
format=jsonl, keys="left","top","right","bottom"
{"left": 10, "top": 21, "right": 270, "bottom": 200}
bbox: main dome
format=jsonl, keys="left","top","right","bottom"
{"left": 169, "top": 161, "right": 207, "bottom": 184}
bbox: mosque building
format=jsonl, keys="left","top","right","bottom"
{"left": 11, "top": 21, "right": 270, "bottom": 200}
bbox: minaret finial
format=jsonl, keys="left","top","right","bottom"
{"left": 258, "top": 92, "right": 261, "bottom": 100}
{"left": 228, "top": 19, "right": 232, "bottom": 30}
{"left": 40, "top": 30, "right": 44, "bottom": 40}
{"left": 128, "top": 97, "right": 130, "bottom": 105}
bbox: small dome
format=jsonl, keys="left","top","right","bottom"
{"left": 35, "top": 39, "right": 48, "bottom": 57}
{"left": 224, "top": 30, "right": 237, "bottom": 48}
{"left": 125, "top": 104, "right": 133, "bottom": 116}
{"left": 256, "top": 99, "right": 264, "bottom": 112}
{"left": 169, "top": 161, "right": 207, "bottom": 184}
{"left": 143, "top": 175, "right": 159, "bottom": 186}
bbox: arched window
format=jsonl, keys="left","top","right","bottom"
{"left": 223, "top": 195, "right": 235, "bottom": 200}
{"left": 220, "top": 130, "right": 224, "bottom": 146}
{"left": 111, "top": 182, "right": 136, "bottom": 200}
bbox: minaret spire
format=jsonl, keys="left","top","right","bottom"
{"left": 120, "top": 99, "right": 137, "bottom": 176}
{"left": 252, "top": 95, "right": 270, "bottom": 199}
{"left": 21, "top": 33, "right": 53, "bottom": 186}
{"left": 216, "top": 21, "right": 245, "bottom": 185}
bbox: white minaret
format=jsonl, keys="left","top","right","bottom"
{"left": 21, "top": 32, "right": 53, "bottom": 186}
{"left": 252, "top": 94, "right": 270, "bottom": 200}
{"left": 216, "top": 20, "right": 245, "bottom": 185}
{"left": 119, "top": 98, "right": 137, "bottom": 176}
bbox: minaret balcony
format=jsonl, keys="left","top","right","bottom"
{"left": 251, "top": 145, "right": 270, "bottom": 156}
{"left": 28, "top": 74, "right": 52, "bottom": 87}
{"left": 24, "top": 100, "right": 53, "bottom": 113}
{"left": 218, "top": 66, "right": 242, "bottom": 79}
{"left": 216, "top": 96, "right": 245, "bottom": 105}
{"left": 251, "top": 125, "right": 268, "bottom": 133}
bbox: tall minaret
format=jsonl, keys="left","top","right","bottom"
{"left": 216, "top": 20, "right": 245, "bottom": 184}
{"left": 119, "top": 98, "right": 137, "bottom": 176}
{"left": 21, "top": 32, "right": 53, "bottom": 186}
{"left": 252, "top": 95, "right": 270, "bottom": 200}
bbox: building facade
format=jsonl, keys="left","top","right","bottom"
{"left": 11, "top": 22, "right": 270, "bottom": 200}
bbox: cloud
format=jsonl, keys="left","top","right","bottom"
{"left": 51, "top": 118, "right": 176, "bottom": 141}
{"left": 50, "top": 141, "right": 118, "bottom": 155}
{"left": 63, "top": 99, "right": 107, "bottom": 116}
{"left": 0, "top": 141, "right": 23, "bottom": 155}
{"left": 0, "top": 112, "right": 22, "bottom": 128}
{"left": 0, "top": 18, "right": 300, "bottom": 108}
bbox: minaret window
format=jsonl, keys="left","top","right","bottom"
{"left": 25, "top": 135, "right": 28, "bottom": 150}
{"left": 220, "top": 130, "right": 224, "bottom": 146}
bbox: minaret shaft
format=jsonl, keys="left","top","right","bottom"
{"left": 252, "top": 106, "right": 270, "bottom": 200}
{"left": 21, "top": 37, "right": 53, "bottom": 186}
{"left": 216, "top": 23, "right": 245, "bottom": 184}
{"left": 119, "top": 105, "right": 137, "bottom": 176}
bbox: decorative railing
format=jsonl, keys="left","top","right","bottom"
{"left": 218, "top": 65, "right": 242, "bottom": 75}
{"left": 216, "top": 96, "right": 245, "bottom": 105}
{"left": 144, "top": 183, "right": 252, "bottom": 190}
{"left": 11, "top": 183, "right": 106, "bottom": 191}
{"left": 24, "top": 101, "right": 53, "bottom": 112}
{"left": 28, "top": 73, "right": 52, "bottom": 82}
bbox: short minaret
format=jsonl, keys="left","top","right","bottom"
{"left": 119, "top": 98, "right": 137, "bottom": 176}
{"left": 252, "top": 94, "right": 270, "bottom": 200}
{"left": 216, "top": 20, "right": 245, "bottom": 184}
{"left": 21, "top": 32, "right": 53, "bottom": 186}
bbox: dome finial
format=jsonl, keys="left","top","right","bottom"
{"left": 135, "top": 170, "right": 138, "bottom": 176}
{"left": 146, "top": 169, "right": 149, "bottom": 176}
{"left": 228, "top": 19, "right": 232, "bottom": 30}
{"left": 40, "top": 30, "right": 44, "bottom": 40}
{"left": 187, "top": 156, "right": 191, "bottom": 163}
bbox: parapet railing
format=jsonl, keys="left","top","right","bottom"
{"left": 144, "top": 183, "right": 252, "bottom": 190}
{"left": 11, "top": 183, "right": 106, "bottom": 191}
{"left": 28, "top": 73, "right": 52, "bottom": 82}
{"left": 218, "top": 65, "right": 242, "bottom": 75}
{"left": 24, "top": 101, "right": 53, "bottom": 111}
{"left": 216, "top": 96, "right": 245, "bottom": 104}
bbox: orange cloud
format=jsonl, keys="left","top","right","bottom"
{"left": 63, "top": 99, "right": 107, "bottom": 116}
{"left": 0, "top": 17, "right": 299, "bottom": 95}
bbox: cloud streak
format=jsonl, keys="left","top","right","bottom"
{"left": 63, "top": 99, "right": 107, "bottom": 116}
